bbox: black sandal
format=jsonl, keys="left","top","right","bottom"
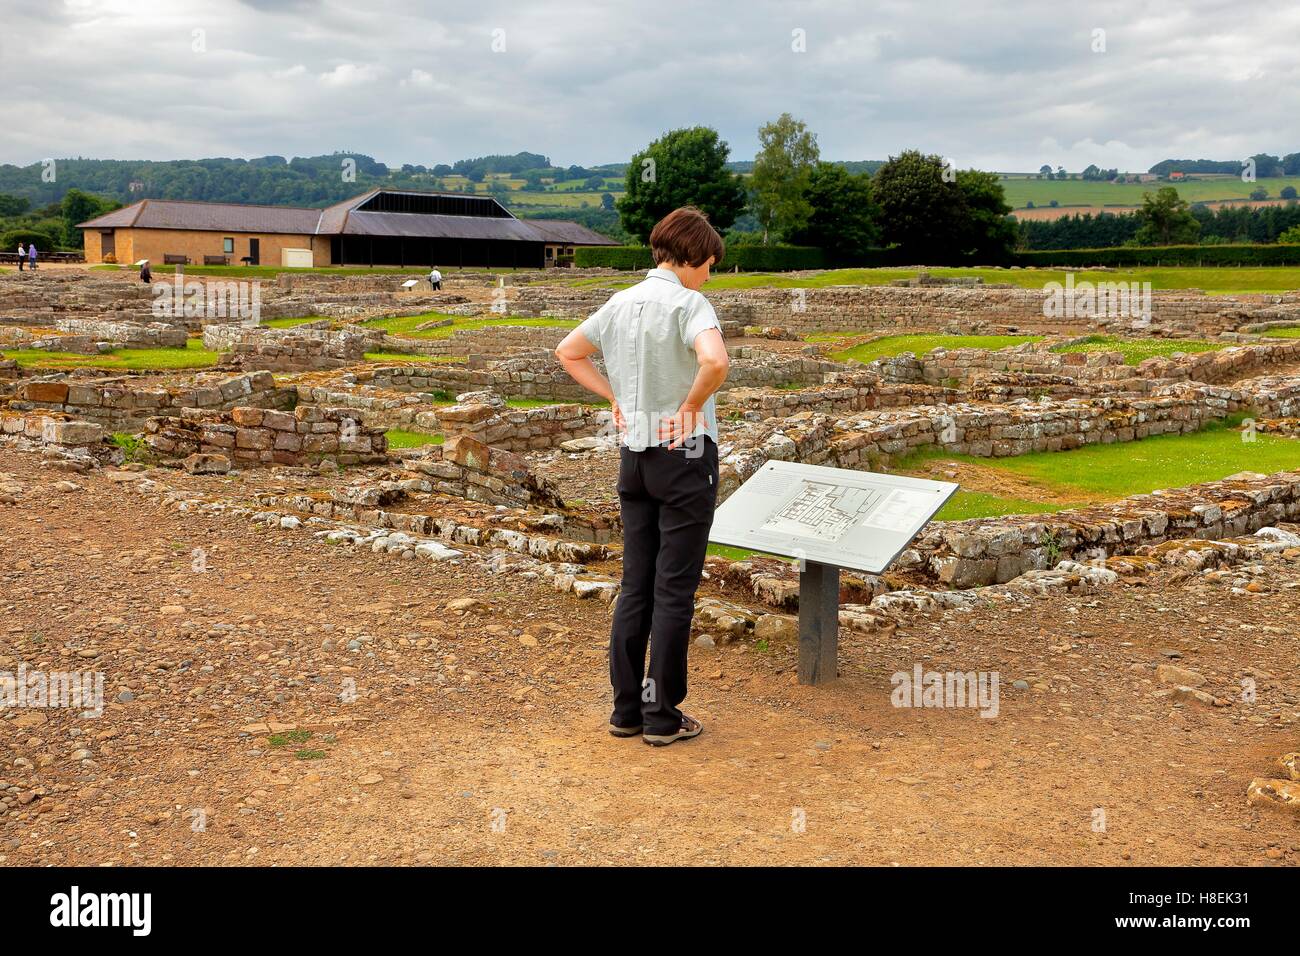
{"left": 643, "top": 715, "right": 703, "bottom": 746}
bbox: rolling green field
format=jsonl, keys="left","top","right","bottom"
{"left": 831, "top": 333, "right": 1044, "bottom": 363}
{"left": 0, "top": 338, "right": 219, "bottom": 370}
{"left": 1000, "top": 174, "right": 1300, "bottom": 210}
{"left": 1052, "top": 334, "right": 1225, "bottom": 365}
{"left": 897, "top": 418, "right": 1300, "bottom": 520}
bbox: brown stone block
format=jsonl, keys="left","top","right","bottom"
{"left": 21, "top": 382, "right": 69, "bottom": 404}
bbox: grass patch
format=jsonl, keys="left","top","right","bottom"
{"left": 933, "top": 491, "right": 1067, "bottom": 521}
{"left": 385, "top": 429, "right": 444, "bottom": 448}
{"left": 898, "top": 418, "right": 1299, "bottom": 507}
{"left": 1, "top": 337, "right": 219, "bottom": 370}
{"left": 110, "top": 433, "right": 146, "bottom": 462}
{"left": 362, "top": 311, "right": 578, "bottom": 339}
{"left": 268, "top": 730, "right": 313, "bottom": 747}
{"left": 1052, "top": 334, "right": 1225, "bottom": 365}
{"left": 831, "top": 333, "right": 1044, "bottom": 364}
{"left": 260, "top": 316, "right": 323, "bottom": 329}
{"left": 1261, "top": 325, "right": 1300, "bottom": 338}
{"left": 363, "top": 352, "right": 454, "bottom": 364}
{"left": 706, "top": 543, "right": 797, "bottom": 563}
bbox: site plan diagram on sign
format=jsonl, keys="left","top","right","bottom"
{"left": 759, "top": 481, "right": 882, "bottom": 542}
{"left": 709, "top": 460, "right": 958, "bottom": 575}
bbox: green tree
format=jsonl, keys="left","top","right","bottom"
{"left": 750, "top": 113, "right": 820, "bottom": 243}
{"left": 954, "top": 169, "right": 1017, "bottom": 260}
{"left": 60, "top": 189, "right": 120, "bottom": 248}
{"left": 787, "top": 162, "right": 878, "bottom": 261}
{"left": 617, "top": 127, "right": 746, "bottom": 242}
{"left": 1277, "top": 225, "right": 1300, "bottom": 244}
{"left": 1135, "top": 186, "right": 1200, "bottom": 245}
{"left": 872, "top": 151, "right": 1015, "bottom": 262}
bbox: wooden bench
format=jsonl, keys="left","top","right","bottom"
{"left": 163, "top": 254, "right": 189, "bottom": 265}
{"left": 203, "top": 255, "right": 231, "bottom": 266}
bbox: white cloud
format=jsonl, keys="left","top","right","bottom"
{"left": 318, "top": 63, "right": 383, "bottom": 87}
{"left": 0, "top": 0, "right": 1298, "bottom": 172}
{"left": 401, "top": 69, "right": 435, "bottom": 89}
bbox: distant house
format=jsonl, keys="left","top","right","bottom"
{"left": 1168, "top": 172, "right": 1186, "bottom": 181}
{"left": 77, "top": 188, "right": 617, "bottom": 268}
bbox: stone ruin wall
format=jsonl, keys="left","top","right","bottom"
{"left": 142, "top": 404, "right": 388, "bottom": 468}
{"left": 908, "top": 471, "right": 1300, "bottom": 588}
{"left": 4, "top": 371, "right": 295, "bottom": 431}
{"left": 202, "top": 326, "right": 373, "bottom": 371}
{"left": 400, "top": 435, "right": 569, "bottom": 510}
{"left": 875, "top": 340, "right": 1300, "bottom": 389}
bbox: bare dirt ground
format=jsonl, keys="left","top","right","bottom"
{"left": 1, "top": 447, "right": 1296, "bottom": 866}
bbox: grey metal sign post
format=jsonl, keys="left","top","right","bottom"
{"left": 710, "top": 461, "right": 958, "bottom": 685}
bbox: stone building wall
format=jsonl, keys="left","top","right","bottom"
{"left": 909, "top": 471, "right": 1300, "bottom": 588}
{"left": 143, "top": 404, "right": 388, "bottom": 467}
{"left": 5, "top": 371, "right": 294, "bottom": 430}
{"left": 431, "top": 395, "right": 606, "bottom": 452}
{"left": 203, "top": 325, "right": 372, "bottom": 370}
{"left": 401, "top": 435, "right": 569, "bottom": 510}
{"left": 53, "top": 319, "right": 189, "bottom": 348}
{"left": 719, "top": 378, "right": 1300, "bottom": 498}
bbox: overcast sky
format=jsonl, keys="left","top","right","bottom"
{"left": 2, "top": 0, "right": 1297, "bottom": 172}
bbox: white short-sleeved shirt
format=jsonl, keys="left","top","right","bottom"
{"left": 429, "top": 269, "right": 442, "bottom": 281}
{"left": 576, "top": 267, "right": 722, "bottom": 451}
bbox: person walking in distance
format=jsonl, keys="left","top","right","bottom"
{"left": 428, "top": 267, "right": 442, "bottom": 291}
{"left": 27, "top": 242, "right": 37, "bottom": 271}
{"left": 16, "top": 242, "right": 24, "bottom": 272}
{"left": 554, "top": 207, "right": 729, "bottom": 746}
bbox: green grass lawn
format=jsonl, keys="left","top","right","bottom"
{"left": 1262, "top": 325, "right": 1300, "bottom": 338}
{"left": 934, "top": 491, "right": 1070, "bottom": 522}
{"left": 1, "top": 337, "right": 219, "bottom": 370}
{"left": 384, "top": 429, "right": 444, "bottom": 448}
{"left": 363, "top": 351, "right": 464, "bottom": 364}
{"left": 896, "top": 418, "right": 1300, "bottom": 522}
{"left": 695, "top": 266, "right": 1300, "bottom": 295}
{"left": 831, "top": 333, "right": 1044, "bottom": 363}
{"left": 260, "top": 316, "right": 324, "bottom": 329}
{"left": 362, "top": 312, "right": 578, "bottom": 339}
{"left": 1052, "top": 334, "right": 1225, "bottom": 365}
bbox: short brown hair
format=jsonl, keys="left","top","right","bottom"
{"left": 649, "top": 206, "right": 724, "bottom": 268}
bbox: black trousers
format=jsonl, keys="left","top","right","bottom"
{"left": 610, "top": 437, "right": 718, "bottom": 734}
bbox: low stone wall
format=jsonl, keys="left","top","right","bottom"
{"left": 54, "top": 319, "right": 188, "bottom": 349}
{"left": 719, "top": 382, "right": 1296, "bottom": 498}
{"left": 401, "top": 435, "right": 569, "bottom": 509}
{"left": 431, "top": 393, "right": 606, "bottom": 451}
{"left": 5, "top": 371, "right": 295, "bottom": 431}
{"left": 908, "top": 471, "right": 1300, "bottom": 588}
{"left": 0, "top": 410, "right": 116, "bottom": 463}
{"left": 0, "top": 327, "right": 103, "bottom": 354}
{"left": 142, "top": 404, "right": 388, "bottom": 467}
{"left": 203, "top": 326, "right": 372, "bottom": 370}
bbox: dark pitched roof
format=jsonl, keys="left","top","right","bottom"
{"left": 79, "top": 190, "right": 618, "bottom": 245}
{"left": 79, "top": 199, "right": 322, "bottom": 234}
{"left": 524, "top": 220, "right": 620, "bottom": 245}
